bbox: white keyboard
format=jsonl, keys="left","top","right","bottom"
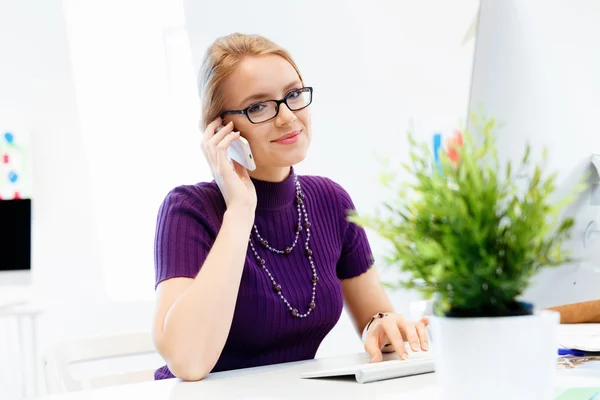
{"left": 300, "top": 355, "right": 435, "bottom": 384}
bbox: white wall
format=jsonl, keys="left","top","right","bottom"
{"left": 60, "top": 0, "right": 213, "bottom": 303}
{"left": 0, "top": 0, "right": 104, "bottom": 303}
{"left": 468, "top": 0, "right": 600, "bottom": 308}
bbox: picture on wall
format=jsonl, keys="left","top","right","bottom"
{"left": 0, "top": 111, "right": 31, "bottom": 200}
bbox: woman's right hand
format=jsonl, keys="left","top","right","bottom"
{"left": 201, "top": 117, "right": 257, "bottom": 213}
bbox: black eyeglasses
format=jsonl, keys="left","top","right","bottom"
{"left": 220, "top": 87, "right": 313, "bottom": 124}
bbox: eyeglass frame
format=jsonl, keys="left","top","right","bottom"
{"left": 219, "top": 86, "right": 313, "bottom": 124}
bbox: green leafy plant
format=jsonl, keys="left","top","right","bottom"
{"left": 350, "top": 114, "right": 583, "bottom": 317}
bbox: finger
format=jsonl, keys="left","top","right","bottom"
{"left": 397, "top": 318, "right": 421, "bottom": 353}
{"left": 382, "top": 318, "right": 408, "bottom": 360}
{"left": 364, "top": 333, "right": 383, "bottom": 363}
{"left": 414, "top": 321, "right": 429, "bottom": 351}
{"left": 209, "top": 121, "right": 234, "bottom": 145}
{"left": 216, "top": 131, "right": 241, "bottom": 174}
{"left": 201, "top": 118, "right": 225, "bottom": 165}
{"left": 204, "top": 117, "right": 223, "bottom": 136}
{"left": 202, "top": 117, "right": 223, "bottom": 142}
{"left": 207, "top": 122, "right": 234, "bottom": 162}
{"left": 203, "top": 122, "right": 232, "bottom": 166}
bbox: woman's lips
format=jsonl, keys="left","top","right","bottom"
{"left": 272, "top": 130, "right": 301, "bottom": 144}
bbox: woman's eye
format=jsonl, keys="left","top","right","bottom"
{"left": 248, "top": 103, "right": 265, "bottom": 114}
{"left": 287, "top": 90, "right": 301, "bottom": 99}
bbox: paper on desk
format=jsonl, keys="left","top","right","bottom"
{"left": 559, "top": 324, "right": 600, "bottom": 352}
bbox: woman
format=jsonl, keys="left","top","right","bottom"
{"left": 152, "top": 32, "right": 429, "bottom": 381}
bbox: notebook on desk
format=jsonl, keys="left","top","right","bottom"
{"left": 300, "top": 354, "right": 435, "bottom": 384}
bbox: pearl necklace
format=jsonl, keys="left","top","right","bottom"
{"left": 248, "top": 175, "right": 318, "bottom": 318}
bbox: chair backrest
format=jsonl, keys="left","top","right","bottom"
{"left": 43, "top": 330, "right": 159, "bottom": 393}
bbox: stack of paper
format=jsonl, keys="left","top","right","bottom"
{"left": 559, "top": 324, "right": 600, "bottom": 352}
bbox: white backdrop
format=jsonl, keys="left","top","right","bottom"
{"left": 1, "top": 1, "right": 477, "bottom": 397}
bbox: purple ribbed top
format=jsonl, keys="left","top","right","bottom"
{"left": 153, "top": 168, "right": 374, "bottom": 379}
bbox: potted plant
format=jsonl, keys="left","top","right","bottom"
{"left": 350, "top": 114, "right": 583, "bottom": 400}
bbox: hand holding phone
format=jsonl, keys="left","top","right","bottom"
{"left": 202, "top": 119, "right": 257, "bottom": 212}
{"left": 216, "top": 125, "right": 256, "bottom": 171}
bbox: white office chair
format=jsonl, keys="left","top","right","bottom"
{"left": 43, "top": 330, "right": 159, "bottom": 393}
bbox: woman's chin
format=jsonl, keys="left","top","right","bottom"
{"left": 283, "top": 148, "right": 308, "bottom": 166}
{"left": 266, "top": 145, "right": 309, "bottom": 167}
{"left": 267, "top": 157, "right": 306, "bottom": 169}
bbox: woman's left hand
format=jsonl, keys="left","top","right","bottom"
{"left": 363, "top": 313, "right": 430, "bottom": 363}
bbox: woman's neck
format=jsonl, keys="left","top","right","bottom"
{"left": 249, "top": 166, "right": 292, "bottom": 182}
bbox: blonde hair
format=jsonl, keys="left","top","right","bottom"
{"left": 198, "top": 33, "right": 303, "bottom": 130}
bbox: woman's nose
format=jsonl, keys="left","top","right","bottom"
{"left": 275, "top": 103, "right": 297, "bottom": 126}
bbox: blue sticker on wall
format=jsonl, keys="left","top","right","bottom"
{"left": 8, "top": 170, "right": 19, "bottom": 183}
{"left": 3, "top": 132, "right": 14, "bottom": 144}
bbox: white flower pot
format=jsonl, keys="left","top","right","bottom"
{"left": 430, "top": 309, "right": 560, "bottom": 400}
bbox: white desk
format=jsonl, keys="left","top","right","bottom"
{"left": 35, "top": 350, "right": 600, "bottom": 400}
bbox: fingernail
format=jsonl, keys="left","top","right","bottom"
{"left": 401, "top": 353, "right": 409, "bottom": 360}
{"left": 423, "top": 342, "right": 429, "bottom": 350}
{"left": 412, "top": 342, "right": 420, "bottom": 351}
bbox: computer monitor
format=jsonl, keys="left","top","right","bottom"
{"left": 468, "top": 0, "right": 600, "bottom": 308}
{"left": 0, "top": 199, "right": 31, "bottom": 286}
{"left": 1, "top": 114, "right": 32, "bottom": 288}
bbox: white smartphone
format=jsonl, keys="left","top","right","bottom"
{"left": 215, "top": 124, "right": 256, "bottom": 170}
{"left": 228, "top": 135, "right": 256, "bottom": 171}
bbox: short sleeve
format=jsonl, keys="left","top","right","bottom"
{"left": 331, "top": 181, "right": 375, "bottom": 280}
{"left": 154, "top": 186, "right": 215, "bottom": 289}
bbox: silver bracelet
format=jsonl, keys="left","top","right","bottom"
{"left": 361, "top": 312, "right": 389, "bottom": 343}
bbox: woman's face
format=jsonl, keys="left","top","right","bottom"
{"left": 220, "top": 54, "right": 312, "bottom": 170}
